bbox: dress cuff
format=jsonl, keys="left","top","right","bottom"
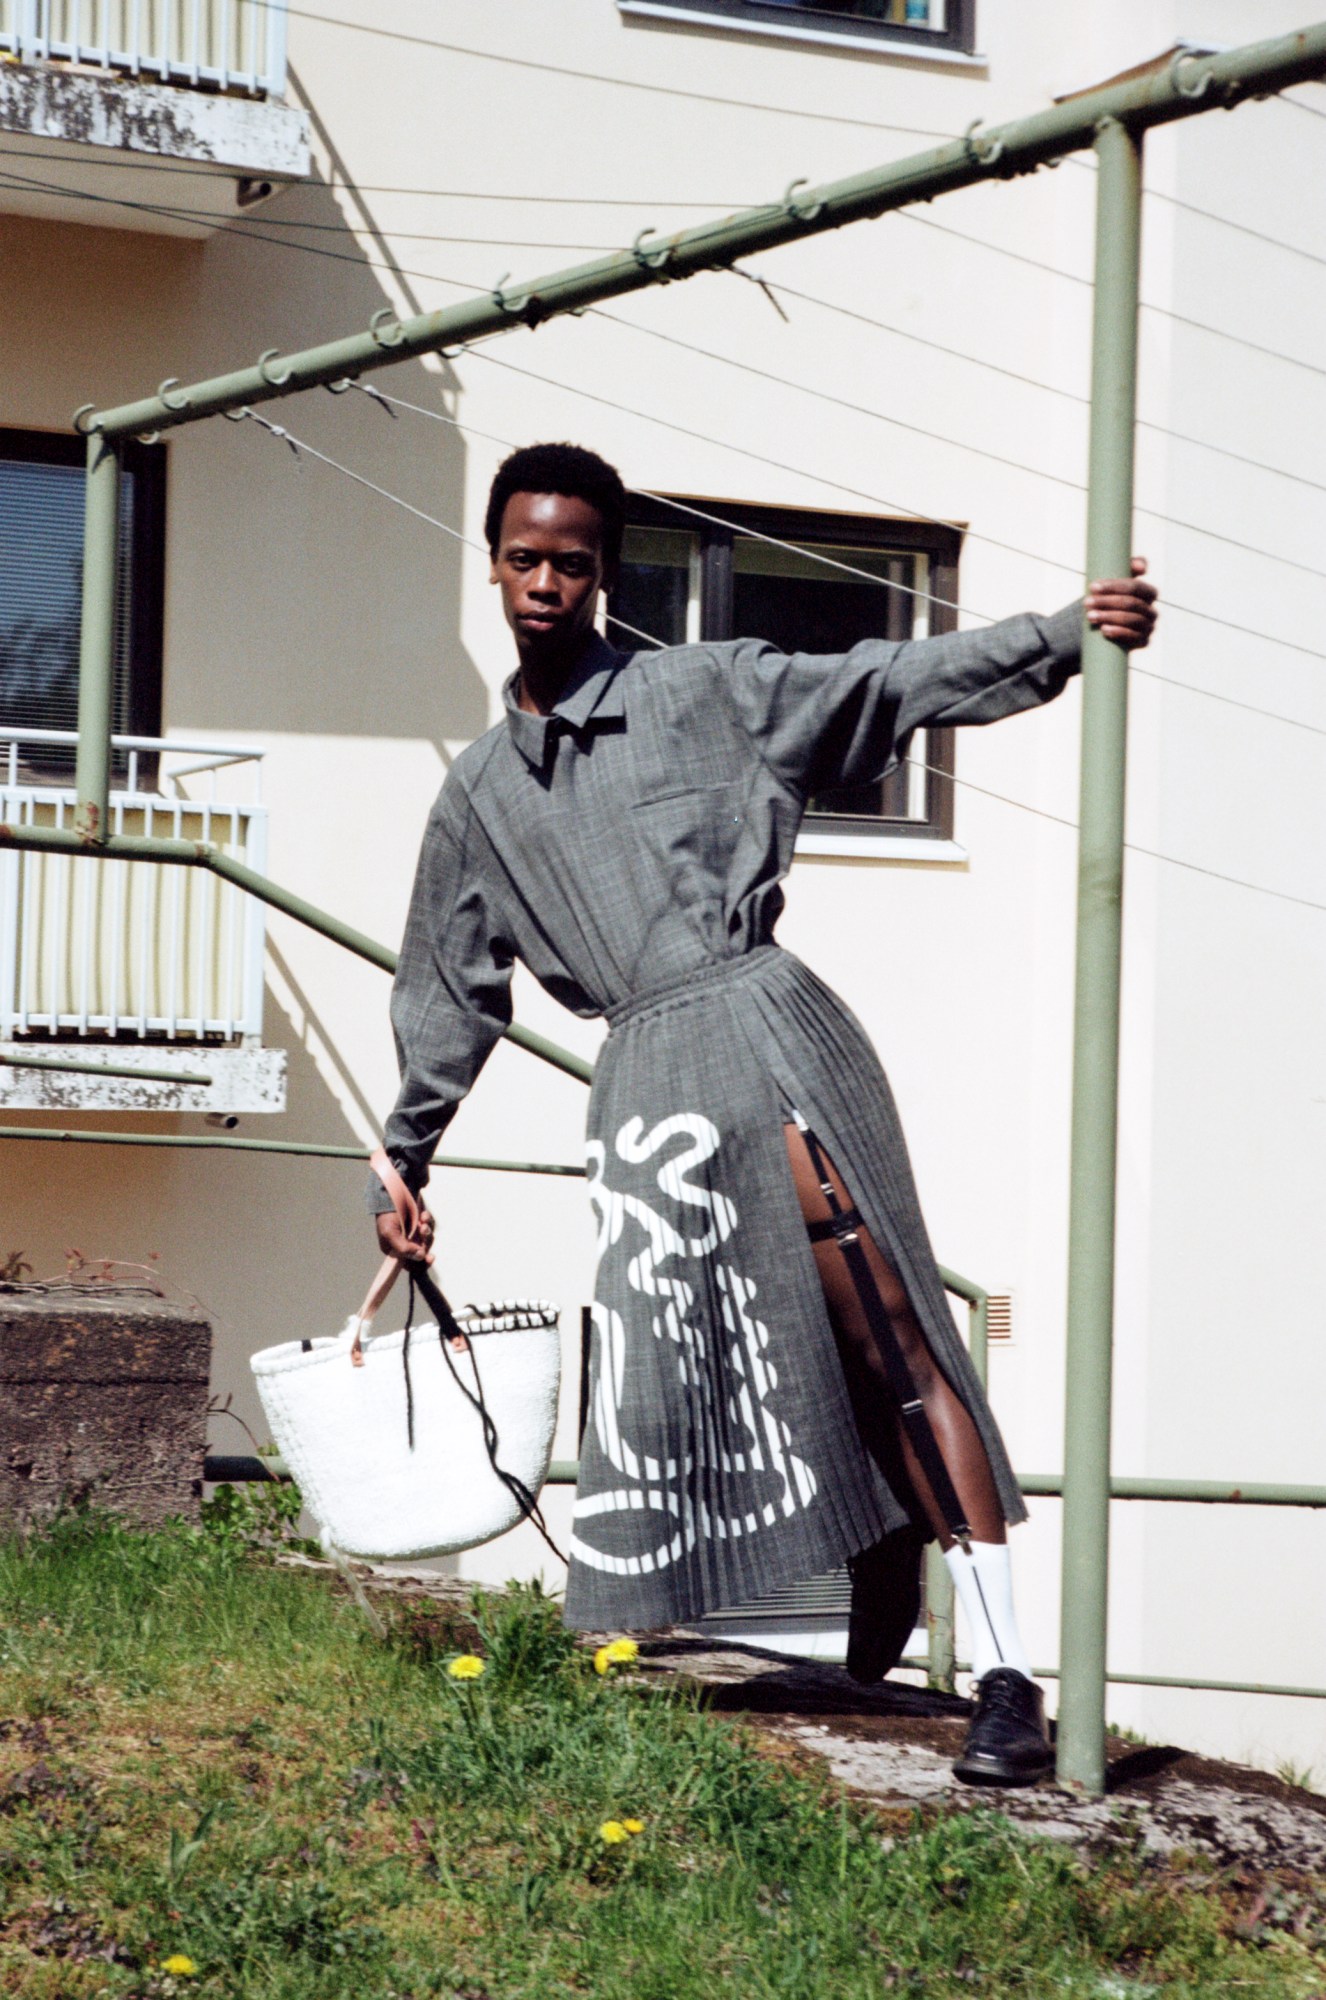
{"left": 1039, "top": 599, "right": 1085, "bottom": 667}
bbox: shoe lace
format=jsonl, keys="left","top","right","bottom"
{"left": 976, "top": 1672, "right": 1028, "bottom": 1720}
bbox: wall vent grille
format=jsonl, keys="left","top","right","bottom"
{"left": 987, "top": 1294, "right": 1013, "bottom": 1344}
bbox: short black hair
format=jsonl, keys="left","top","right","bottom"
{"left": 484, "top": 442, "right": 627, "bottom": 572}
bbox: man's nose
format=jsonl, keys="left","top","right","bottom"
{"left": 528, "top": 563, "right": 561, "bottom": 597}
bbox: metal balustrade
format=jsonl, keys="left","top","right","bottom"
{"left": 0, "top": 0, "right": 288, "bottom": 97}
{"left": 1, "top": 728, "right": 267, "bottom": 1042}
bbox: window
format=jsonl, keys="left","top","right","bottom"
{"left": 610, "top": 496, "right": 957, "bottom": 845}
{"left": 0, "top": 428, "right": 166, "bottom": 780}
{"left": 616, "top": 0, "right": 977, "bottom": 61}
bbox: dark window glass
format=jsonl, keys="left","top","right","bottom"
{"left": 0, "top": 430, "right": 166, "bottom": 780}
{"left": 611, "top": 499, "right": 957, "bottom": 840}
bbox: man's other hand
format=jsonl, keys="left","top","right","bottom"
{"left": 375, "top": 1203, "right": 435, "bottom": 1266}
{"left": 1084, "top": 558, "right": 1158, "bottom": 650}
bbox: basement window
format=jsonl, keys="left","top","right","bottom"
{"left": 609, "top": 496, "right": 960, "bottom": 851}
{"left": 616, "top": 0, "right": 979, "bottom": 62}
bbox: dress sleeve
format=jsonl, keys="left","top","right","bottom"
{"left": 367, "top": 781, "right": 515, "bottom": 1214}
{"left": 721, "top": 600, "right": 1083, "bottom": 795}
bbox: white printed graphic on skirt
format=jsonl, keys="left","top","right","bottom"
{"left": 571, "top": 1112, "right": 817, "bottom": 1578}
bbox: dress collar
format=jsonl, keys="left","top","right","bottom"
{"left": 502, "top": 631, "right": 627, "bottom": 768}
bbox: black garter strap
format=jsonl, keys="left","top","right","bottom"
{"left": 799, "top": 1123, "right": 972, "bottom": 1552}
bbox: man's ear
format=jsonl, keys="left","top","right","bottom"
{"left": 600, "top": 565, "right": 618, "bottom": 599}
{"left": 489, "top": 555, "right": 499, "bottom": 584}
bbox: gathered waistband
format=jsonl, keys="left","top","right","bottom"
{"left": 604, "top": 945, "right": 784, "bottom": 1033}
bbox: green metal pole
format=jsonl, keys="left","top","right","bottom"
{"left": 0, "top": 1125, "right": 584, "bottom": 1173}
{"left": 78, "top": 27, "right": 1326, "bottom": 445}
{"left": 73, "top": 434, "right": 120, "bottom": 844}
{"left": 1057, "top": 115, "right": 1143, "bottom": 1796}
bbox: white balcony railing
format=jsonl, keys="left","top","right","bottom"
{"left": 0, "top": 0, "right": 288, "bottom": 97}
{"left": 1, "top": 730, "right": 268, "bottom": 1043}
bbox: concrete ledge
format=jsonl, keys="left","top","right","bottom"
{"left": 0, "top": 1044, "right": 287, "bottom": 1114}
{"left": 0, "top": 61, "right": 309, "bottom": 177}
{"left": 0, "top": 1288, "right": 211, "bottom": 1526}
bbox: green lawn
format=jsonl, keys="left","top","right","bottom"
{"left": 0, "top": 1506, "right": 1321, "bottom": 1999}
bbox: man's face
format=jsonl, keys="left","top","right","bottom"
{"left": 490, "top": 490, "right": 611, "bottom": 664}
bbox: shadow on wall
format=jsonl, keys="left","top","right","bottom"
{"left": 163, "top": 81, "right": 490, "bottom": 744}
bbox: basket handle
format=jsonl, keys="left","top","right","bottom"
{"left": 351, "top": 1148, "right": 430, "bottom": 1367}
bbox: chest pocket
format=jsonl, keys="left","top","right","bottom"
{"left": 630, "top": 779, "right": 747, "bottom": 899}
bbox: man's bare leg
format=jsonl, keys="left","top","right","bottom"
{"left": 782, "top": 1122, "right": 1003, "bottom": 1549}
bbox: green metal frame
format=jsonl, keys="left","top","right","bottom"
{"left": 5, "top": 20, "right": 1325, "bottom": 1795}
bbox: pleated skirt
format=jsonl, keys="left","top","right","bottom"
{"left": 561, "top": 945, "right": 1024, "bottom": 1633}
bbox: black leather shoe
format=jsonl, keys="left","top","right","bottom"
{"left": 953, "top": 1667, "right": 1053, "bottom": 1786}
{"left": 845, "top": 1525, "right": 926, "bottom": 1684}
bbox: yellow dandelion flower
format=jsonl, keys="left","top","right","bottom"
{"left": 623, "top": 1818, "right": 645, "bottom": 1835}
{"left": 604, "top": 1637, "right": 639, "bottom": 1664}
{"left": 599, "top": 1819, "right": 629, "bottom": 1844}
{"left": 593, "top": 1646, "right": 612, "bottom": 1676}
{"left": 161, "top": 1955, "right": 197, "bottom": 1976}
{"left": 446, "top": 1654, "right": 486, "bottom": 1681}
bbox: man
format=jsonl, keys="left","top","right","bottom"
{"left": 371, "top": 442, "right": 1157, "bottom": 1785}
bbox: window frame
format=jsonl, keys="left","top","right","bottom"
{"left": 612, "top": 493, "right": 960, "bottom": 848}
{"left": 616, "top": 0, "right": 979, "bottom": 64}
{"left": 0, "top": 425, "right": 167, "bottom": 773}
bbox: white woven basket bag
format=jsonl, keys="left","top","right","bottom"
{"left": 250, "top": 1152, "right": 562, "bottom": 1562}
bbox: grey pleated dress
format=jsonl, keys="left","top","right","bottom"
{"left": 374, "top": 604, "right": 1083, "bottom": 1632}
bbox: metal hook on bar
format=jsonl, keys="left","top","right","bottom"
{"left": 631, "top": 227, "right": 675, "bottom": 277}
{"left": 1169, "top": 49, "right": 1214, "bottom": 100}
{"left": 157, "top": 378, "right": 191, "bottom": 413}
{"left": 491, "top": 273, "right": 533, "bottom": 317}
{"left": 71, "top": 404, "right": 103, "bottom": 437}
{"left": 963, "top": 119, "right": 1006, "bottom": 168}
{"left": 783, "top": 178, "right": 825, "bottom": 223}
{"left": 348, "top": 380, "right": 398, "bottom": 420}
{"left": 257, "top": 348, "right": 294, "bottom": 388}
{"left": 368, "top": 308, "right": 406, "bottom": 350}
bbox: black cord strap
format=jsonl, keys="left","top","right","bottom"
{"left": 799, "top": 1123, "right": 972, "bottom": 1553}
{"left": 406, "top": 1264, "right": 567, "bottom": 1568}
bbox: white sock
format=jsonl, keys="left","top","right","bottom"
{"left": 944, "top": 1540, "right": 1033, "bottom": 1684}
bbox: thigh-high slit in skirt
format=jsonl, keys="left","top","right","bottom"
{"left": 562, "top": 945, "right": 1024, "bottom": 1633}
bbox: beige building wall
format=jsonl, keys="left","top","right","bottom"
{"left": 2, "top": 0, "right": 1322, "bottom": 1775}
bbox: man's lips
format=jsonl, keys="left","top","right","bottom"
{"left": 516, "top": 610, "right": 563, "bottom": 631}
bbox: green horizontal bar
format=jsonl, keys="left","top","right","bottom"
{"left": 1019, "top": 1474, "right": 1326, "bottom": 1509}
{"left": 0, "top": 1125, "right": 584, "bottom": 1175}
{"left": 1, "top": 1050, "right": 213, "bottom": 1085}
{"left": 83, "top": 26, "right": 1326, "bottom": 444}
{"left": 543, "top": 1462, "right": 1326, "bottom": 1510}
{"left": 898, "top": 1658, "right": 1326, "bottom": 1702}
{"left": 545, "top": 1462, "right": 580, "bottom": 1485}
{"left": 937, "top": 1263, "right": 988, "bottom": 1308}
{"left": 0, "top": 819, "right": 594, "bottom": 1087}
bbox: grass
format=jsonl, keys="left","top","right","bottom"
{"left": 0, "top": 1508, "right": 1322, "bottom": 1999}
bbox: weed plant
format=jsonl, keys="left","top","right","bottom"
{"left": 0, "top": 1511, "right": 1321, "bottom": 1999}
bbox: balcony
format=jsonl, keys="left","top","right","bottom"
{"left": 1, "top": 728, "right": 286, "bottom": 1114}
{"left": 0, "top": 0, "right": 309, "bottom": 234}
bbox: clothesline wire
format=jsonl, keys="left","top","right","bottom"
{"left": 348, "top": 380, "right": 1326, "bottom": 748}
{"left": 895, "top": 209, "right": 1326, "bottom": 386}
{"left": 278, "top": 2, "right": 954, "bottom": 142}
{"left": 10, "top": 125, "right": 1321, "bottom": 277}
{"left": 589, "top": 305, "right": 1326, "bottom": 586}
{"left": 232, "top": 403, "right": 1326, "bottom": 921}
{"left": 734, "top": 269, "right": 1326, "bottom": 503}
{"left": 460, "top": 344, "right": 1326, "bottom": 668}
{"left": 5, "top": 148, "right": 1322, "bottom": 401}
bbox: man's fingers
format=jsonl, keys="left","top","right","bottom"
{"left": 1087, "top": 579, "right": 1158, "bottom": 604}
